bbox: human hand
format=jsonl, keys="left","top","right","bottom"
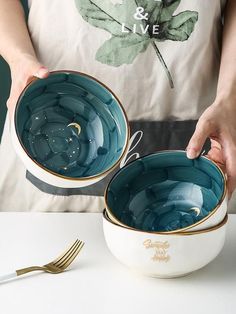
{"left": 186, "top": 98, "right": 236, "bottom": 198}
{"left": 7, "top": 54, "right": 49, "bottom": 116}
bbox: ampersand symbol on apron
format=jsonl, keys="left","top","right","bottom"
{"left": 134, "top": 7, "right": 149, "bottom": 20}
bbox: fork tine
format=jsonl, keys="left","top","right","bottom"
{"left": 54, "top": 241, "right": 83, "bottom": 269}
{"left": 56, "top": 241, "right": 84, "bottom": 270}
{"left": 59, "top": 242, "right": 84, "bottom": 270}
{"left": 51, "top": 239, "right": 79, "bottom": 265}
{"left": 53, "top": 240, "right": 82, "bottom": 268}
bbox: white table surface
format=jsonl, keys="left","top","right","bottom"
{"left": 0, "top": 213, "right": 235, "bottom": 314}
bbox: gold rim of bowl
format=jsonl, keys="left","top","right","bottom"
{"left": 104, "top": 150, "right": 227, "bottom": 234}
{"left": 14, "top": 70, "right": 130, "bottom": 182}
{"left": 103, "top": 209, "right": 228, "bottom": 236}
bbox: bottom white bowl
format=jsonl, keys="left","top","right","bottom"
{"left": 103, "top": 211, "right": 228, "bottom": 278}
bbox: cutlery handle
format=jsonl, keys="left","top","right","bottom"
{"left": 0, "top": 272, "right": 17, "bottom": 283}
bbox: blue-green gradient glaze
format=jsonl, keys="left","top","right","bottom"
{"left": 106, "top": 151, "right": 225, "bottom": 232}
{"left": 15, "top": 72, "right": 127, "bottom": 178}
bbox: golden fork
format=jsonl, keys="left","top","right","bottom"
{"left": 0, "top": 239, "right": 84, "bottom": 282}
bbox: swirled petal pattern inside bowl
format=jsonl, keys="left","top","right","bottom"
{"left": 106, "top": 151, "right": 225, "bottom": 232}
{"left": 15, "top": 72, "right": 128, "bottom": 178}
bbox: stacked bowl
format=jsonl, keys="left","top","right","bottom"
{"left": 103, "top": 151, "right": 228, "bottom": 278}
{"left": 12, "top": 71, "right": 228, "bottom": 278}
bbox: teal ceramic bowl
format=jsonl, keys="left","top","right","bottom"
{"left": 12, "top": 71, "right": 129, "bottom": 188}
{"left": 105, "top": 151, "right": 227, "bottom": 233}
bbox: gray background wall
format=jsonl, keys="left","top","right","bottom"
{"left": 0, "top": 0, "right": 29, "bottom": 138}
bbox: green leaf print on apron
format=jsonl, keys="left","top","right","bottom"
{"left": 74, "top": 0, "right": 198, "bottom": 88}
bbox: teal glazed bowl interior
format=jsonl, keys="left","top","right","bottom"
{"left": 15, "top": 71, "right": 128, "bottom": 179}
{"left": 105, "top": 151, "right": 226, "bottom": 232}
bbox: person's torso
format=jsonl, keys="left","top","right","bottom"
{"left": 27, "top": 0, "right": 226, "bottom": 121}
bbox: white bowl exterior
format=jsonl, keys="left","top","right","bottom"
{"left": 11, "top": 121, "right": 102, "bottom": 188}
{"left": 103, "top": 216, "right": 227, "bottom": 278}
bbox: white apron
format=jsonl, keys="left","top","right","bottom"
{"left": 1, "top": 0, "right": 234, "bottom": 212}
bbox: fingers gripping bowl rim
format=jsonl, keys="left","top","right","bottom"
{"left": 12, "top": 71, "right": 130, "bottom": 188}
{"left": 104, "top": 150, "right": 227, "bottom": 234}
